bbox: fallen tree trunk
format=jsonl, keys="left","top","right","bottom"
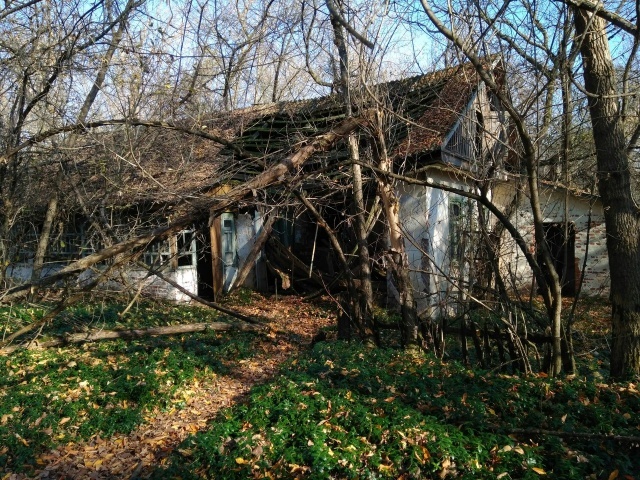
{"left": 0, "top": 112, "right": 372, "bottom": 306}
{"left": 0, "top": 322, "right": 258, "bottom": 355}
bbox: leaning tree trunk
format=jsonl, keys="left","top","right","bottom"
{"left": 32, "top": 171, "right": 62, "bottom": 281}
{"left": 327, "top": 0, "right": 377, "bottom": 345}
{"left": 373, "top": 110, "right": 419, "bottom": 350}
{"left": 0, "top": 113, "right": 371, "bottom": 305}
{"left": 574, "top": 9, "right": 640, "bottom": 378}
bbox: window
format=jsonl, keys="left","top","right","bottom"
{"left": 22, "top": 223, "right": 89, "bottom": 261}
{"left": 449, "top": 199, "right": 466, "bottom": 265}
{"left": 176, "top": 230, "right": 197, "bottom": 267}
{"left": 142, "top": 239, "right": 172, "bottom": 267}
{"left": 49, "top": 231, "right": 87, "bottom": 259}
{"left": 143, "top": 229, "right": 197, "bottom": 268}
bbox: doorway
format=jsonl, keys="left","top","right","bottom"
{"left": 540, "top": 222, "right": 576, "bottom": 296}
{"left": 195, "top": 223, "right": 214, "bottom": 300}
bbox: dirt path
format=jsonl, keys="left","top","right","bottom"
{"left": 21, "top": 296, "right": 333, "bottom": 479}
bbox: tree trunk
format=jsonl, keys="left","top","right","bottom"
{"left": 32, "top": 171, "right": 62, "bottom": 281}
{"left": 373, "top": 110, "right": 419, "bottom": 350}
{"left": 327, "top": 0, "right": 376, "bottom": 345}
{"left": 31, "top": 13, "right": 128, "bottom": 283}
{"left": 574, "top": 9, "right": 640, "bottom": 378}
{"left": 0, "top": 322, "right": 257, "bottom": 355}
{"left": 292, "top": 188, "right": 362, "bottom": 341}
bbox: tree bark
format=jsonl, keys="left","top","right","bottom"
{"left": 0, "top": 322, "right": 257, "bottom": 355}
{"left": 327, "top": 0, "right": 376, "bottom": 345}
{"left": 574, "top": 10, "right": 640, "bottom": 378}
{"left": 373, "top": 110, "right": 419, "bottom": 350}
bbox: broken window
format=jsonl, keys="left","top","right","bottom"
{"left": 143, "top": 229, "right": 197, "bottom": 269}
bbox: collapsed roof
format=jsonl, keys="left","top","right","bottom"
{"left": 56, "top": 59, "right": 503, "bottom": 210}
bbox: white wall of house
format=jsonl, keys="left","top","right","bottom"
{"left": 395, "top": 169, "right": 470, "bottom": 319}
{"left": 495, "top": 183, "right": 610, "bottom": 297}
{"left": 7, "top": 262, "right": 59, "bottom": 282}
{"left": 122, "top": 266, "right": 198, "bottom": 302}
{"left": 8, "top": 233, "right": 201, "bottom": 303}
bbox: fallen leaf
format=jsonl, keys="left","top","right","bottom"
{"left": 33, "top": 413, "right": 47, "bottom": 427}
{"left": 609, "top": 470, "right": 619, "bottom": 480}
{"left": 59, "top": 417, "right": 71, "bottom": 425}
{"left": 532, "top": 467, "right": 546, "bottom": 475}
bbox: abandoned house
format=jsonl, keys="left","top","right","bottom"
{"left": 6, "top": 58, "right": 610, "bottom": 313}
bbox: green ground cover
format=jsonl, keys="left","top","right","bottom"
{"left": 1, "top": 299, "right": 638, "bottom": 479}
{"left": 154, "top": 343, "right": 639, "bottom": 479}
{"left": 0, "top": 302, "right": 253, "bottom": 473}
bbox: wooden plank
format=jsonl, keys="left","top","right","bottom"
{"left": 210, "top": 218, "right": 223, "bottom": 299}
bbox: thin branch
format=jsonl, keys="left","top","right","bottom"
{"left": 135, "top": 262, "right": 262, "bottom": 324}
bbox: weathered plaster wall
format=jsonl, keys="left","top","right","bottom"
{"left": 396, "top": 169, "right": 469, "bottom": 318}
{"left": 8, "top": 261, "right": 199, "bottom": 303}
{"left": 124, "top": 266, "right": 198, "bottom": 302}
{"left": 495, "top": 183, "right": 610, "bottom": 297}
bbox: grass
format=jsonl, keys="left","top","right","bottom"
{"left": 0, "top": 301, "right": 255, "bottom": 474}
{"left": 153, "top": 342, "right": 640, "bottom": 479}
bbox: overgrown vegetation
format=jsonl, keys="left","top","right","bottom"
{"left": 154, "top": 343, "right": 639, "bottom": 479}
{"left": 0, "top": 302, "right": 254, "bottom": 473}
{"left": 1, "top": 298, "right": 638, "bottom": 478}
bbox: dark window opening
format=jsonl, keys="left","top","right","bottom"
{"left": 195, "top": 223, "right": 214, "bottom": 300}
{"left": 177, "top": 230, "right": 197, "bottom": 267}
{"left": 539, "top": 222, "right": 576, "bottom": 296}
{"left": 449, "top": 199, "right": 466, "bottom": 265}
{"left": 475, "top": 110, "right": 484, "bottom": 158}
